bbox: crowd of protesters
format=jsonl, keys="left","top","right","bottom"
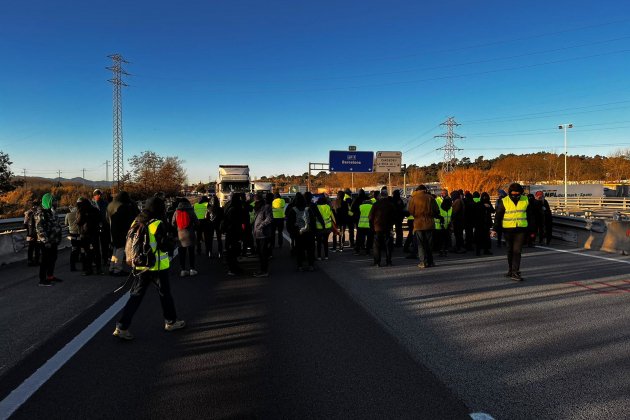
{"left": 20, "top": 183, "right": 552, "bottom": 338}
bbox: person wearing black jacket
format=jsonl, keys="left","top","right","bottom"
{"left": 113, "top": 197, "right": 185, "bottom": 340}
{"left": 535, "top": 191, "right": 553, "bottom": 244}
{"left": 286, "top": 192, "right": 316, "bottom": 271}
{"left": 493, "top": 183, "right": 537, "bottom": 281}
{"left": 106, "top": 191, "right": 139, "bottom": 276}
{"left": 474, "top": 192, "right": 495, "bottom": 256}
{"left": 369, "top": 189, "right": 396, "bottom": 266}
{"left": 392, "top": 190, "right": 405, "bottom": 247}
{"left": 206, "top": 195, "right": 224, "bottom": 258}
{"left": 222, "top": 193, "right": 244, "bottom": 276}
{"left": 463, "top": 191, "right": 475, "bottom": 251}
{"left": 77, "top": 197, "right": 103, "bottom": 276}
{"left": 24, "top": 200, "right": 41, "bottom": 266}
{"left": 332, "top": 190, "right": 348, "bottom": 252}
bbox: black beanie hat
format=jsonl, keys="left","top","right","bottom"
{"left": 144, "top": 197, "right": 166, "bottom": 218}
{"left": 508, "top": 182, "right": 524, "bottom": 194}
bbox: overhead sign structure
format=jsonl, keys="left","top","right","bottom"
{"left": 374, "top": 151, "right": 402, "bottom": 173}
{"left": 329, "top": 150, "right": 374, "bottom": 172}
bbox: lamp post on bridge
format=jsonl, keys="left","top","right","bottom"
{"left": 559, "top": 123, "right": 573, "bottom": 210}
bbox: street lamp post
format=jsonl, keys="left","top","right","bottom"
{"left": 558, "top": 123, "right": 573, "bottom": 210}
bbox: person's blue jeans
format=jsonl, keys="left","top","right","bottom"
{"left": 415, "top": 230, "right": 434, "bottom": 267}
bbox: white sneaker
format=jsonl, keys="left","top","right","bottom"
{"left": 189, "top": 269, "right": 198, "bottom": 276}
{"left": 164, "top": 320, "right": 186, "bottom": 331}
{"left": 113, "top": 327, "right": 134, "bottom": 340}
{"left": 180, "top": 270, "right": 189, "bottom": 277}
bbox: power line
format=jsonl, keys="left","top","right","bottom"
{"left": 435, "top": 117, "right": 465, "bottom": 172}
{"left": 198, "top": 48, "right": 630, "bottom": 94}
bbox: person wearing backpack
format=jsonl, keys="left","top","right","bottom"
{"left": 113, "top": 196, "right": 185, "bottom": 340}
{"left": 172, "top": 198, "right": 199, "bottom": 277}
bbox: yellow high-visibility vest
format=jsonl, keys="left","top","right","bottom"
{"left": 358, "top": 203, "right": 372, "bottom": 228}
{"left": 434, "top": 199, "right": 452, "bottom": 230}
{"left": 135, "top": 220, "right": 170, "bottom": 271}
{"left": 193, "top": 202, "right": 208, "bottom": 220}
{"left": 502, "top": 195, "right": 529, "bottom": 228}
{"left": 316, "top": 204, "right": 333, "bottom": 229}
{"left": 272, "top": 198, "right": 286, "bottom": 219}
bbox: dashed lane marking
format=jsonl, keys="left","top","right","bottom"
{"left": 0, "top": 293, "right": 129, "bottom": 420}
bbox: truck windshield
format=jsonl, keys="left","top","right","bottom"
{"left": 221, "top": 182, "right": 250, "bottom": 193}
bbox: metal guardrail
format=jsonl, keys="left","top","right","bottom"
{"left": 0, "top": 214, "right": 66, "bottom": 233}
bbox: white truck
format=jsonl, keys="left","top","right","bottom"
{"left": 217, "top": 165, "right": 251, "bottom": 206}
{"left": 252, "top": 180, "right": 273, "bottom": 195}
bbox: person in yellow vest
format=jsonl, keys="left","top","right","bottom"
{"left": 354, "top": 193, "right": 374, "bottom": 255}
{"left": 315, "top": 195, "right": 335, "bottom": 260}
{"left": 271, "top": 192, "right": 286, "bottom": 249}
{"left": 113, "top": 197, "right": 185, "bottom": 340}
{"left": 434, "top": 195, "right": 453, "bottom": 257}
{"left": 193, "top": 196, "right": 210, "bottom": 256}
{"left": 493, "top": 183, "right": 536, "bottom": 281}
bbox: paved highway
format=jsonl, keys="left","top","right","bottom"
{"left": 0, "top": 238, "right": 628, "bottom": 419}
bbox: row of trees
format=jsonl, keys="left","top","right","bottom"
{"left": 262, "top": 151, "right": 630, "bottom": 192}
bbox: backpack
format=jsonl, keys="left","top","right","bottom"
{"left": 124, "top": 220, "right": 156, "bottom": 268}
{"left": 294, "top": 207, "right": 311, "bottom": 234}
{"left": 175, "top": 210, "right": 191, "bottom": 230}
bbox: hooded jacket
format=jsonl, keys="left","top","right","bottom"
{"left": 35, "top": 193, "right": 62, "bottom": 245}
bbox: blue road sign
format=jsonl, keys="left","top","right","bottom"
{"left": 329, "top": 150, "right": 374, "bottom": 172}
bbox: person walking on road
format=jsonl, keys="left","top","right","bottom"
{"left": 434, "top": 194, "right": 452, "bottom": 257}
{"left": 271, "top": 192, "right": 286, "bottom": 248}
{"left": 450, "top": 190, "right": 465, "bottom": 253}
{"left": 408, "top": 185, "right": 441, "bottom": 269}
{"left": 172, "top": 198, "right": 199, "bottom": 277}
{"left": 24, "top": 199, "right": 41, "bottom": 266}
{"left": 369, "top": 188, "right": 396, "bottom": 266}
{"left": 107, "top": 191, "right": 139, "bottom": 276}
{"left": 252, "top": 192, "right": 274, "bottom": 277}
{"left": 35, "top": 193, "right": 63, "bottom": 286}
{"left": 113, "top": 197, "right": 185, "bottom": 340}
{"left": 493, "top": 182, "right": 536, "bottom": 281}
{"left": 206, "top": 195, "right": 224, "bottom": 259}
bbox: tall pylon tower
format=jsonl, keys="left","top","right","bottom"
{"left": 435, "top": 117, "right": 465, "bottom": 172}
{"left": 107, "top": 54, "right": 130, "bottom": 191}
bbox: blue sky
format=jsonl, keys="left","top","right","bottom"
{"left": 1, "top": 0, "right": 630, "bottom": 184}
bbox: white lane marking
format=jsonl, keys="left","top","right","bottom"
{"left": 0, "top": 293, "right": 130, "bottom": 420}
{"left": 470, "top": 413, "right": 496, "bottom": 420}
{"left": 536, "top": 245, "right": 630, "bottom": 265}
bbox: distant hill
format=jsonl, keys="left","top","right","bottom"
{"left": 14, "top": 176, "right": 112, "bottom": 188}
